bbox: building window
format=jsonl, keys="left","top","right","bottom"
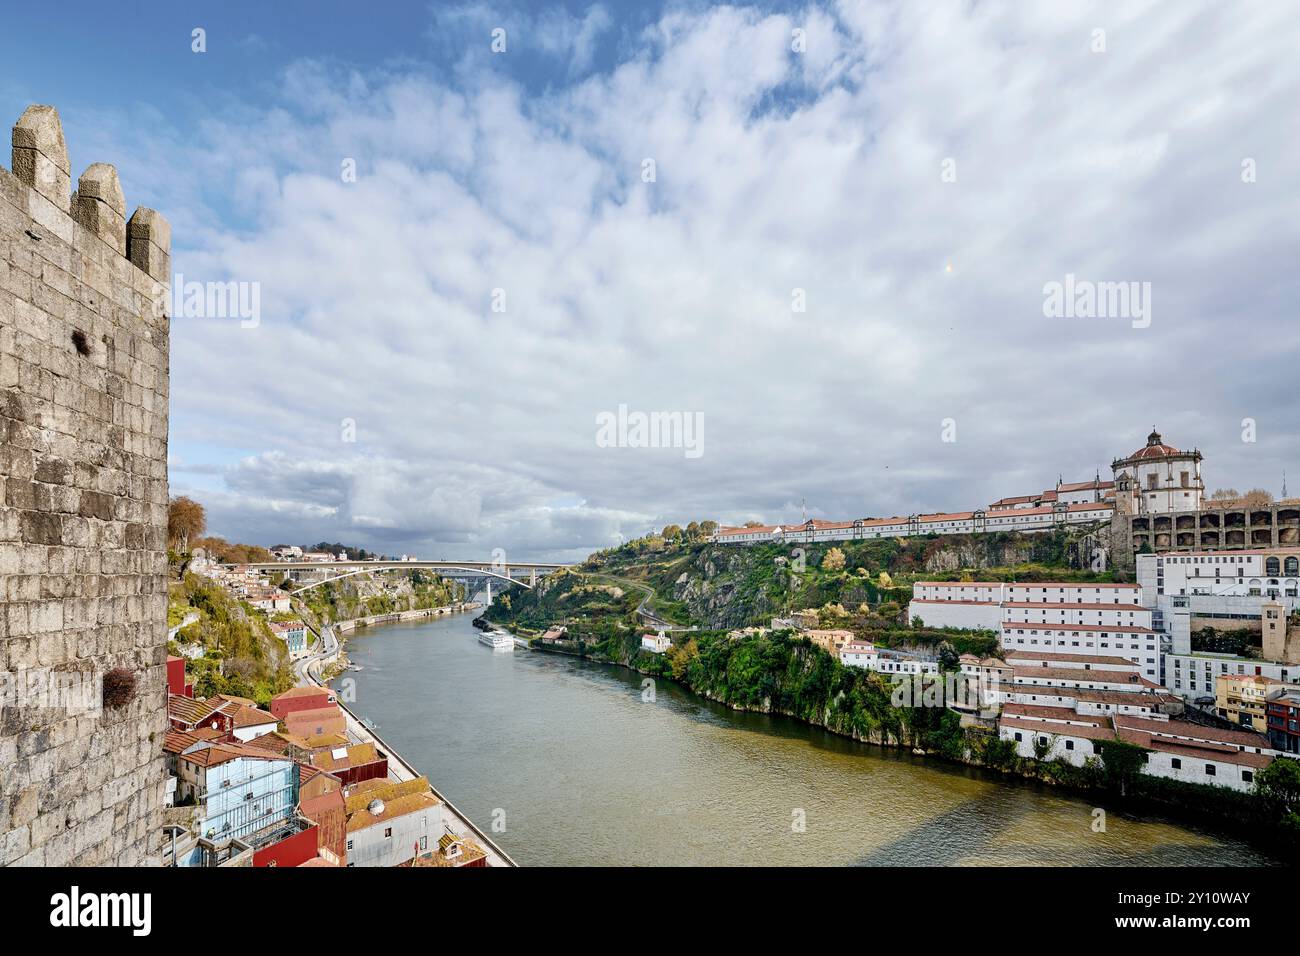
{"left": 1205, "top": 764, "right": 1216, "bottom": 777}
{"left": 346, "top": 839, "right": 353, "bottom": 851}
{"left": 384, "top": 827, "right": 392, "bottom": 838}
{"left": 1243, "top": 770, "right": 1253, "bottom": 783}
{"left": 1171, "top": 758, "right": 1182, "bottom": 769}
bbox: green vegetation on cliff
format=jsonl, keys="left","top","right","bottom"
{"left": 166, "top": 572, "right": 294, "bottom": 705}
{"left": 577, "top": 528, "right": 1123, "bottom": 630}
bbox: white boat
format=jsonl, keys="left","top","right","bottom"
{"left": 478, "top": 629, "right": 515, "bottom": 652}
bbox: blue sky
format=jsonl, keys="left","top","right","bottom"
{"left": 3, "top": 1, "right": 1298, "bottom": 560}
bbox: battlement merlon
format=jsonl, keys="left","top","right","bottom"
{"left": 10, "top": 104, "right": 171, "bottom": 281}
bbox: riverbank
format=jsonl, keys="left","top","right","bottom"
{"left": 335, "top": 612, "right": 1273, "bottom": 865}
{"left": 505, "top": 623, "right": 1291, "bottom": 860}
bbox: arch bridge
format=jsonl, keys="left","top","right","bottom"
{"left": 241, "top": 559, "right": 572, "bottom": 594}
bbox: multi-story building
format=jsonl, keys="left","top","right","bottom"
{"left": 1215, "top": 674, "right": 1278, "bottom": 732}
{"left": 1265, "top": 687, "right": 1300, "bottom": 754}
{"left": 1138, "top": 550, "right": 1300, "bottom": 634}
{"left": 169, "top": 742, "right": 299, "bottom": 865}
{"left": 909, "top": 582, "right": 1142, "bottom": 632}
{"left": 270, "top": 620, "right": 309, "bottom": 660}
{"left": 1165, "top": 651, "right": 1300, "bottom": 703}
{"left": 344, "top": 777, "right": 448, "bottom": 867}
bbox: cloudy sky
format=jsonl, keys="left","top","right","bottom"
{"left": 4, "top": 1, "right": 1298, "bottom": 561}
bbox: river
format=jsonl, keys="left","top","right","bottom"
{"left": 332, "top": 613, "right": 1275, "bottom": 866}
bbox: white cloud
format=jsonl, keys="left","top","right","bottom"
{"left": 143, "top": 1, "right": 1300, "bottom": 559}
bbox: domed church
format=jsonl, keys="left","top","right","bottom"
{"left": 1112, "top": 429, "right": 1205, "bottom": 515}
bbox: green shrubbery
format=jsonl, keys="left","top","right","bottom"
{"left": 167, "top": 573, "right": 294, "bottom": 706}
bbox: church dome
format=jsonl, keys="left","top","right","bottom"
{"left": 1128, "top": 428, "right": 1183, "bottom": 460}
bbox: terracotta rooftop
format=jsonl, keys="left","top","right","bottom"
{"left": 345, "top": 791, "right": 441, "bottom": 833}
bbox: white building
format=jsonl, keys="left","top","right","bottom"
{"left": 1136, "top": 549, "right": 1300, "bottom": 696}
{"left": 905, "top": 580, "right": 1162, "bottom": 681}
{"left": 908, "top": 582, "right": 1142, "bottom": 632}
{"left": 999, "top": 710, "right": 1114, "bottom": 766}
{"left": 1164, "top": 651, "right": 1300, "bottom": 702}
{"left": 641, "top": 632, "right": 673, "bottom": 654}
{"left": 1114, "top": 716, "right": 1274, "bottom": 793}
{"left": 1138, "top": 549, "right": 1300, "bottom": 627}
{"left": 714, "top": 500, "right": 1114, "bottom": 547}
{"left": 1001, "top": 622, "right": 1162, "bottom": 681}
{"left": 1111, "top": 429, "right": 1204, "bottom": 515}
{"left": 248, "top": 591, "right": 292, "bottom": 614}
{"left": 839, "top": 641, "right": 878, "bottom": 668}
{"left": 344, "top": 783, "right": 448, "bottom": 868}
{"left": 997, "top": 705, "right": 1275, "bottom": 792}
{"left": 838, "top": 642, "right": 938, "bottom": 675}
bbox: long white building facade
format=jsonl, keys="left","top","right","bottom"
{"left": 907, "top": 581, "right": 1163, "bottom": 683}
{"left": 712, "top": 429, "right": 1219, "bottom": 548}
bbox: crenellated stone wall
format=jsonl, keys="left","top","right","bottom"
{"left": 0, "top": 105, "right": 171, "bottom": 865}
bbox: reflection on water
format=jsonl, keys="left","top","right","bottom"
{"left": 333, "top": 614, "right": 1274, "bottom": 867}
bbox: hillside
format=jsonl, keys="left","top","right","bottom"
{"left": 167, "top": 572, "right": 295, "bottom": 705}
{"left": 571, "top": 527, "right": 1125, "bottom": 630}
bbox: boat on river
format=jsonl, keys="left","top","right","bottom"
{"left": 477, "top": 629, "right": 515, "bottom": 651}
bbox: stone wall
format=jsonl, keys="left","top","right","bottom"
{"left": 1110, "top": 503, "right": 1300, "bottom": 570}
{"left": 0, "top": 105, "right": 171, "bottom": 865}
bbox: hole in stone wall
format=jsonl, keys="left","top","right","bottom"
{"left": 102, "top": 668, "right": 136, "bottom": 709}
{"left": 71, "top": 329, "right": 91, "bottom": 357}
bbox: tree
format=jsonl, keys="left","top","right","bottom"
{"left": 878, "top": 571, "right": 893, "bottom": 588}
{"left": 668, "top": 637, "right": 699, "bottom": 680}
{"left": 699, "top": 520, "right": 718, "bottom": 537}
{"left": 1097, "top": 739, "right": 1148, "bottom": 796}
{"left": 743, "top": 520, "right": 763, "bottom": 528}
{"left": 662, "top": 524, "right": 682, "bottom": 541}
{"left": 936, "top": 640, "right": 959, "bottom": 672}
{"left": 168, "top": 496, "right": 206, "bottom": 550}
{"left": 822, "top": 547, "right": 846, "bottom": 571}
{"left": 1256, "top": 757, "right": 1300, "bottom": 812}
{"left": 1241, "top": 488, "right": 1275, "bottom": 509}
{"left": 685, "top": 521, "right": 700, "bottom": 540}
